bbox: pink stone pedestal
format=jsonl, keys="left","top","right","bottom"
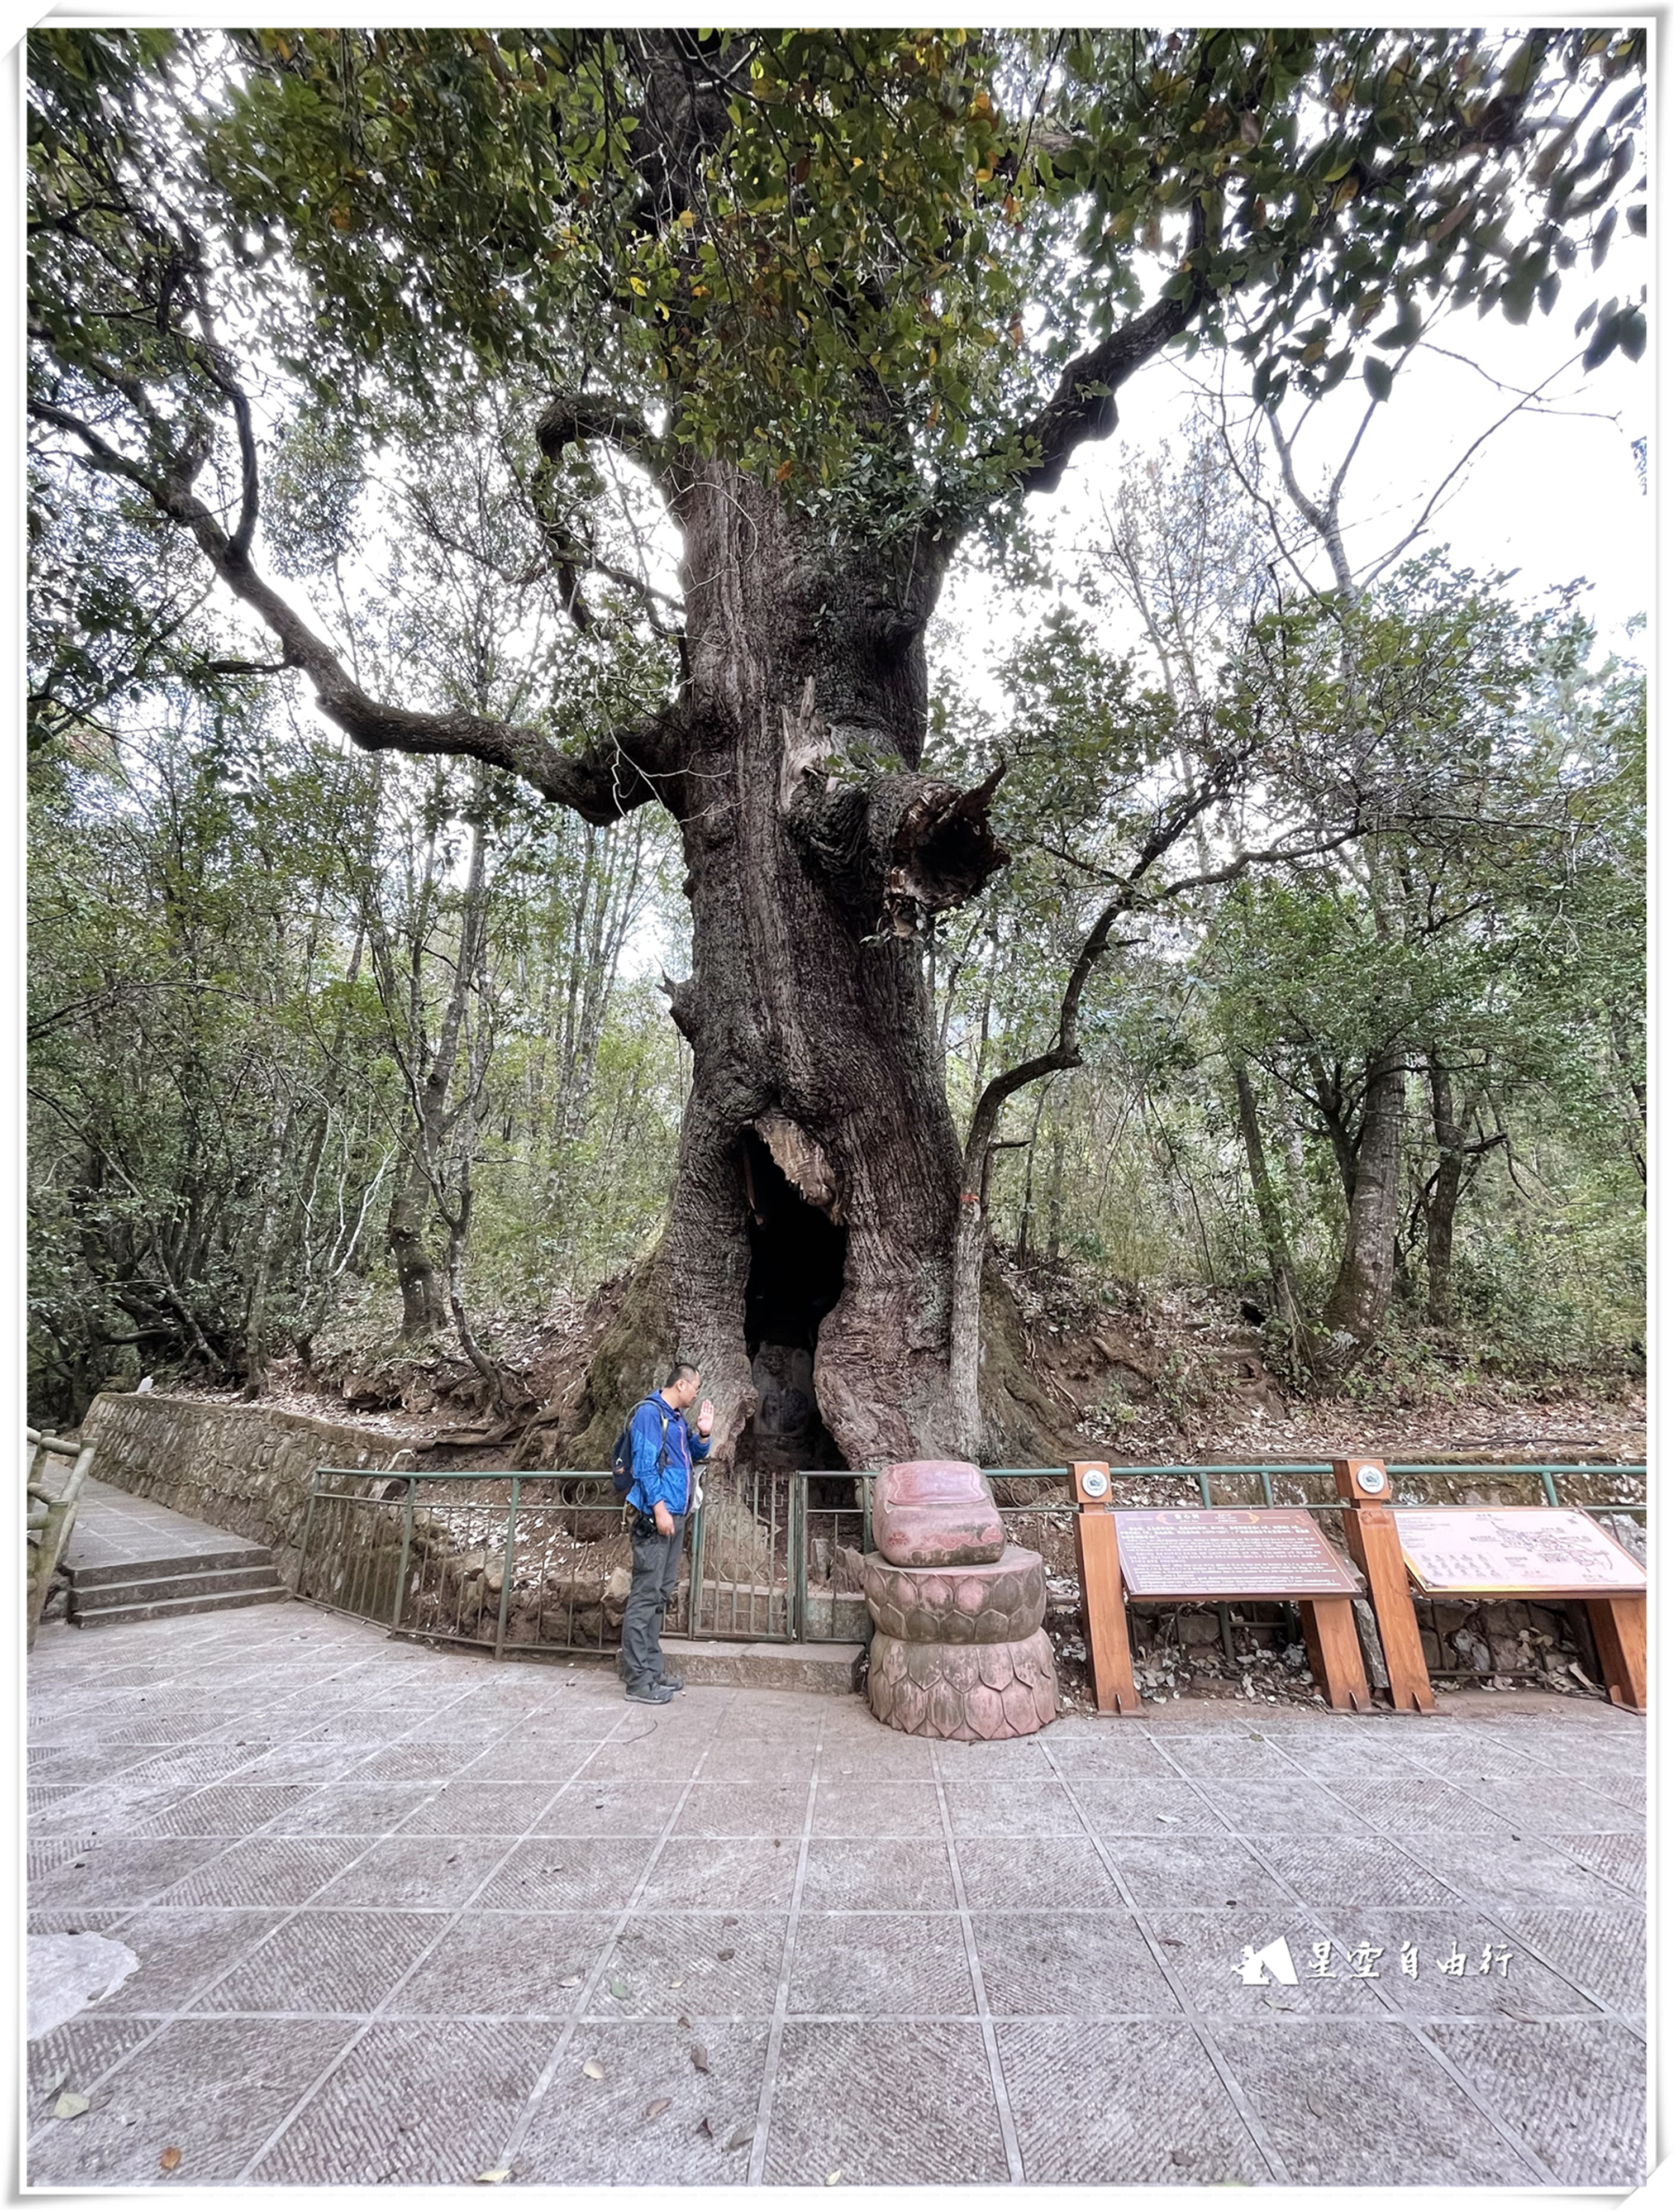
{"left": 862, "top": 1462, "right": 1057, "bottom": 1741}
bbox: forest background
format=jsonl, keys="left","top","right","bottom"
{"left": 24, "top": 27, "right": 1647, "bottom": 1460}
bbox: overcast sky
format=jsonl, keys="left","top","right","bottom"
{"left": 938, "top": 230, "right": 1650, "bottom": 705}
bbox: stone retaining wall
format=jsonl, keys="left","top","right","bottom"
{"left": 80, "top": 1392, "right": 406, "bottom": 1588}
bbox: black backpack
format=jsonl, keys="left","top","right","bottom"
{"left": 610, "top": 1395, "right": 672, "bottom": 1499}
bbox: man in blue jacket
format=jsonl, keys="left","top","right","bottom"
{"left": 621, "top": 1361, "right": 712, "bottom": 1704}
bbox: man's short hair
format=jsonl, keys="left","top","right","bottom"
{"left": 664, "top": 1360, "right": 700, "bottom": 1389}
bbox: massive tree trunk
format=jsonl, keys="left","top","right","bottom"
{"left": 580, "top": 466, "right": 1005, "bottom": 1469}
{"left": 1322, "top": 1051, "right": 1407, "bottom": 1343}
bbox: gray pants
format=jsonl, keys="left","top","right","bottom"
{"left": 621, "top": 1514, "right": 685, "bottom": 1687}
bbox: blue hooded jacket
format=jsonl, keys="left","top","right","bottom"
{"left": 626, "top": 1393, "right": 710, "bottom": 1518}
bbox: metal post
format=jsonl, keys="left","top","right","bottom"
{"left": 791, "top": 1474, "right": 808, "bottom": 1643}
{"left": 392, "top": 1478, "right": 417, "bottom": 1632}
{"left": 1538, "top": 1466, "right": 1560, "bottom": 1508}
{"left": 494, "top": 1477, "right": 520, "bottom": 1660}
{"left": 298, "top": 1471, "right": 322, "bottom": 1597}
{"left": 1197, "top": 1467, "right": 1214, "bottom": 1509}
{"left": 860, "top": 1471, "right": 873, "bottom": 1558}
{"left": 688, "top": 1493, "right": 707, "bottom": 1638}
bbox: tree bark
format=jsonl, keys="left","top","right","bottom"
{"left": 1230, "top": 1053, "right": 1309, "bottom": 1359}
{"left": 580, "top": 466, "right": 1008, "bottom": 1469}
{"left": 1323, "top": 1051, "right": 1407, "bottom": 1342}
{"left": 1424, "top": 1048, "right": 1465, "bottom": 1327}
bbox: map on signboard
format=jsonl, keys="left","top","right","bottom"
{"left": 1392, "top": 1508, "right": 1646, "bottom": 1595}
{"left": 1112, "top": 1509, "right": 1362, "bottom": 1599}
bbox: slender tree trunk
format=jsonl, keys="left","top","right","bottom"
{"left": 1044, "top": 1089, "right": 1068, "bottom": 1264}
{"left": 1231, "top": 1055, "right": 1308, "bottom": 1356}
{"left": 1425, "top": 1048, "right": 1466, "bottom": 1326}
{"left": 1323, "top": 1051, "right": 1407, "bottom": 1342}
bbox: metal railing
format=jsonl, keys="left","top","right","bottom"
{"left": 297, "top": 1459, "right": 1644, "bottom": 1668}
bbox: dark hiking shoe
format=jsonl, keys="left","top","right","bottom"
{"left": 625, "top": 1680, "right": 675, "bottom": 1706}
{"left": 656, "top": 1674, "right": 685, "bottom": 1693}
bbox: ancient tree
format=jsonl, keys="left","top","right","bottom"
{"left": 28, "top": 28, "right": 1644, "bottom": 1462}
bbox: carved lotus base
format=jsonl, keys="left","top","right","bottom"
{"left": 860, "top": 1544, "right": 1046, "bottom": 1645}
{"left": 865, "top": 1626, "right": 1058, "bottom": 1740}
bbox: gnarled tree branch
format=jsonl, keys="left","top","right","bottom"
{"left": 30, "top": 392, "right": 675, "bottom": 823}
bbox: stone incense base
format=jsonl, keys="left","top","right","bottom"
{"left": 865, "top": 1625, "right": 1058, "bottom": 1740}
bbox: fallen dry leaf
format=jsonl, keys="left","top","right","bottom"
{"left": 475, "top": 2168, "right": 512, "bottom": 2185}
{"left": 716, "top": 1948, "right": 735, "bottom": 1962}
{"left": 645, "top": 2099, "right": 671, "bottom": 2120}
{"left": 691, "top": 2043, "right": 710, "bottom": 2074}
{"left": 159, "top": 2147, "right": 182, "bottom": 2173}
{"left": 678, "top": 2014, "right": 691, "bottom": 2029}
{"left": 559, "top": 1975, "right": 582, "bottom": 1989}
{"left": 609, "top": 1978, "right": 630, "bottom": 1998}
{"left": 697, "top": 2117, "right": 714, "bottom": 2139}
{"left": 582, "top": 2059, "right": 606, "bottom": 2081}
{"left": 721, "top": 1915, "right": 737, "bottom": 1927}
{"left": 725, "top": 2123, "right": 753, "bottom": 2152}
{"left": 826, "top": 2170, "right": 842, "bottom": 2186}
{"left": 54, "top": 2093, "right": 90, "bottom": 2121}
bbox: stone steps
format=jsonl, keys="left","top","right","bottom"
{"left": 65, "top": 1553, "right": 290, "bottom": 1629}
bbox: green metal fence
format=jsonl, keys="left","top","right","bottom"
{"left": 297, "top": 1458, "right": 1644, "bottom": 1668}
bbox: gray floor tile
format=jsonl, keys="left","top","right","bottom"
{"left": 389, "top": 1910, "right": 612, "bottom": 2015}
{"left": 264, "top": 1782, "right": 439, "bottom": 1836}
{"left": 1064, "top": 1774, "right": 1227, "bottom": 1833}
{"left": 1492, "top": 1904, "right": 1645, "bottom": 2015}
{"left": 26, "top": 2014, "right": 157, "bottom": 2109}
{"left": 765, "top": 2021, "right": 1008, "bottom": 2184}
{"left": 1146, "top": 1906, "right": 1388, "bottom": 2016}
{"left": 1254, "top": 1837, "right": 1459, "bottom": 1907}
{"left": 1426, "top": 2018, "right": 1646, "bottom": 2186}
{"left": 954, "top": 1836, "right": 1120, "bottom": 1911}
{"left": 972, "top": 1909, "right": 1178, "bottom": 2017}
{"left": 1554, "top": 1831, "right": 1644, "bottom": 1895}
{"left": 644, "top": 1835, "right": 801, "bottom": 1909}
{"left": 999, "top": 2018, "right": 1269, "bottom": 2184}
{"left": 126, "top": 1784, "right": 316, "bottom": 1837}
{"left": 672, "top": 1782, "right": 810, "bottom": 1838}
{"left": 196, "top": 1910, "right": 444, "bottom": 2013}
{"left": 515, "top": 2018, "right": 771, "bottom": 2184}
{"left": 475, "top": 1838, "right": 651, "bottom": 1913}
{"left": 1211, "top": 2018, "right": 1545, "bottom": 2185}
{"left": 31, "top": 1836, "right": 231, "bottom": 1910}
{"left": 594, "top": 1911, "right": 787, "bottom": 2018}
{"left": 402, "top": 1781, "right": 562, "bottom": 1835}
{"left": 81, "top": 1908, "right": 289, "bottom": 2014}
{"left": 531, "top": 1780, "right": 684, "bottom": 1836}
{"left": 26, "top": 2015, "right": 357, "bottom": 2186}
{"left": 309, "top": 1837, "right": 512, "bottom": 1909}
{"left": 801, "top": 1837, "right": 956, "bottom": 1912}
{"left": 1197, "top": 1777, "right": 1379, "bottom": 1835}
{"left": 940, "top": 1778, "right": 1084, "bottom": 1834}
{"left": 1411, "top": 1833, "right": 1632, "bottom": 1907}
{"left": 789, "top": 1912, "right": 974, "bottom": 2016}
{"left": 811, "top": 1780, "right": 943, "bottom": 1837}
{"left": 155, "top": 1837, "right": 365, "bottom": 1908}
{"left": 251, "top": 2017, "right": 555, "bottom": 2185}
{"left": 1100, "top": 1833, "right": 1292, "bottom": 1910}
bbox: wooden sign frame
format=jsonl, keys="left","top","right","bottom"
{"left": 1341, "top": 1469, "right": 1645, "bottom": 1714}
{"left": 1069, "top": 1465, "right": 1370, "bottom": 1715}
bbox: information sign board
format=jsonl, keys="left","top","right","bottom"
{"left": 1392, "top": 1507, "right": 1646, "bottom": 1595}
{"left": 1112, "top": 1508, "right": 1362, "bottom": 1599}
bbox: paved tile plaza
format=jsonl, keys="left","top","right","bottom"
{"left": 27, "top": 1602, "right": 1645, "bottom": 2189}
